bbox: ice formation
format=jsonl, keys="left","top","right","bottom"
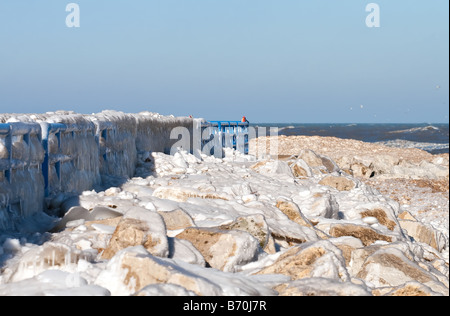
{"left": 1, "top": 111, "right": 193, "bottom": 231}
{"left": 0, "top": 111, "right": 448, "bottom": 296}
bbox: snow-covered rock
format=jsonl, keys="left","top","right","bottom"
{"left": 96, "top": 246, "right": 222, "bottom": 296}
{"left": 276, "top": 277, "right": 371, "bottom": 296}
{"left": 353, "top": 247, "right": 449, "bottom": 295}
{"left": 399, "top": 219, "right": 448, "bottom": 252}
{"left": 0, "top": 117, "right": 448, "bottom": 296}
{"left": 256, "top": 240, "right": 350, "bottom": 282}
{"left": 329, "top": 222, "right": 400, "bottom": 246}
{"left": 175, "top": 227, "right": 260, "bottom": 272}
{"left": 101, "top": 207, "right": 168, "bottom": 259}
{"left": 157, "top": 208, "right": 196, "bottom": 231}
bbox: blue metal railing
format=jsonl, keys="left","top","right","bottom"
{"left": 1, "top": 122, "right": 43, "bottom": 227}
{"left": 1, "top": 122, "right": 42, "bottom": 181}
{"left": 0, "top": 124, "right": 12, "bottom": 183}
{"left": 1, "top": 118, "right": 251, "bottom": 230}
{"left": 40, "top": 122, "right": 98, "bottom": 197}
{"left": 203, "top": 121, "right": 250, "bottom": 155}
{"left": 94, "top": 121, "right": 114, "bottom": 165}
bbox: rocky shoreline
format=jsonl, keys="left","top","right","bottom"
{"left": 0, "top": 135, "right": 448, "bottom": 296}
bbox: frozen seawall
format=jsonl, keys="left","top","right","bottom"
{"left": 0, "top": 111, "right": 194, "bottom": 231}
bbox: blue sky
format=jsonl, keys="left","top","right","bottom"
{"left": 0, "top": 0, "right": 448, "bottom": 123}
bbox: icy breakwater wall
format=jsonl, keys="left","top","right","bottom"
{"left": 0, "top": 111, "right": 193, "bottom": 231}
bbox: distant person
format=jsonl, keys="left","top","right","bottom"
{"left": 242, "top": 116, "right": 249, "bottom": 123}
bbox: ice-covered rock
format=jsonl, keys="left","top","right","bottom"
{"left": 153, "top": 186, "right": 231, "bottom": 203}
{"left": 220, "top": 214, "right": 271, "bottom": 250}
{"left": 168, "top": 238, "right": 206, "bottom": 266}
{"left": 318, "top": 175, "right": 357, "bottom": 191}
{"left": 101, "top": 207, "right": 168, "bottom": 259}
{"left": 399, "top": 219, "right": 448, "bottom": 252}
{"left": 297, "top": 149, "right": 340, "bottom": 174}
{"left": 158, "top": 208, "right": 196, "bottom": 231}
{"left": 276, "top": 277, "right": 372, "bottom": 296}
{"left": 256, "top": 240, "right": 350, "bottom": 282}
{"left": 374, "top": 281, "right": 446, "bottom": 296}
{"left": 329, "top": 222, "right": 399, "bottom": 246}
{"left": 52, "top": 206, "right": 122, "bottom": 232}
{"left": 175, "top": 227, "right": 260, "bottom": 272}
{"left": 275, "top": 198, "right": 315, "bottom": 228}
{"left": 5, "top": 241, "right": 96, "bottom": 283}
{"left": 0, "top": 270, "right": 110, "bottom": 296}
{"left": 287, "top": 157, "right": 313, "bottom": 178}
{"left": 250, "top": 160, "right": 294, "bottom": 179}
{"left": 328, "top": 236, "right": 365, "bottom": 266}
{"left": 134, "top": 283, "right": 197, "bottom": 296}
{"left": 1, "top": 118, "right": 448, "bottom": 296}
{"left": 353, "top": 247, "right": 449, "bottom": 295}
{"left": 292, "top": 190, "right": 340, "bottom": 220}
{"left": 96, "top": 246, "right": 222, "bottom": 296}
